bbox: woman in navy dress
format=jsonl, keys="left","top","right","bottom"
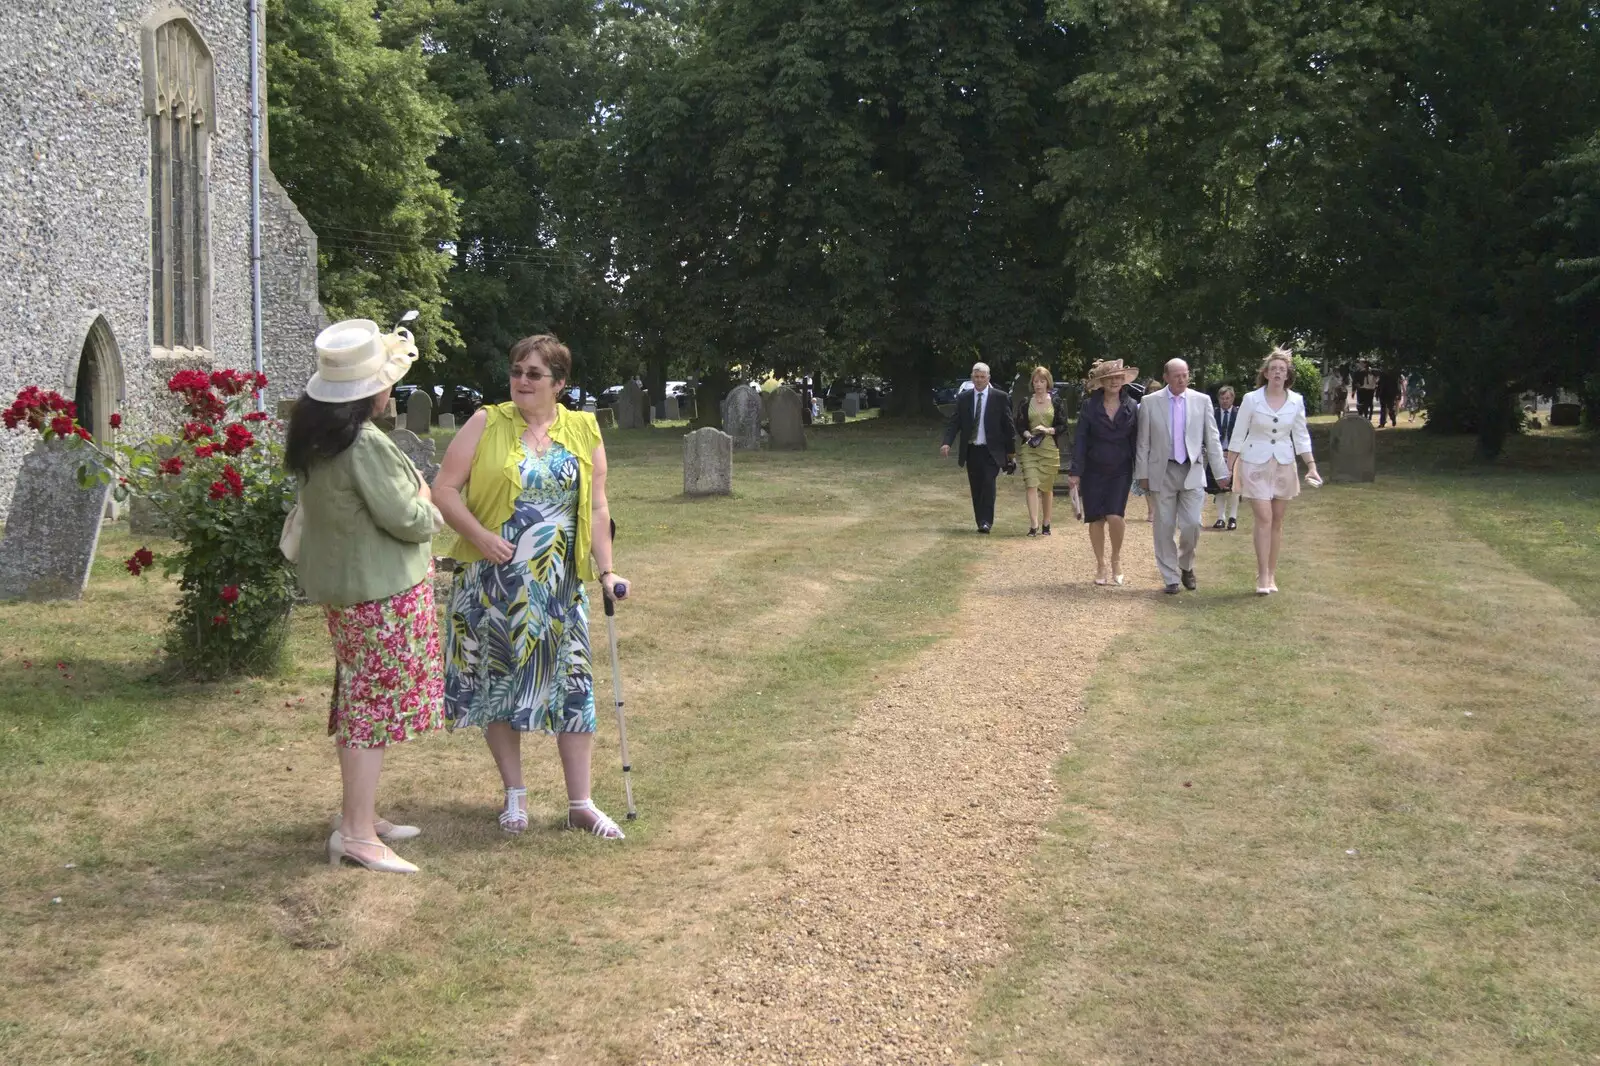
{"left": 1067, "top": 360, "right": 1141, "bottom": 586}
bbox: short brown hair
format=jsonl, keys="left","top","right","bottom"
{"left": 509, "top": 334, "right": 571, "bottom": 384}
{"left": 1218, "top": 385, "right": 1236, "bottom": 400}
{"left": 1257, "top": 347, "right": 1294, "bottom": 387}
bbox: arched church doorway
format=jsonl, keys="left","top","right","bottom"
{"left": 72, "top": 315, "right": 124, "bottom": 442}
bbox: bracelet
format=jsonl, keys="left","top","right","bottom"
{"left": 599, "top": 569, "right": 615, "bottom": 580}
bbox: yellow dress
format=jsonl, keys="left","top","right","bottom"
{"left": 1017, "top": 397, "right": 1059, "bottom": 491}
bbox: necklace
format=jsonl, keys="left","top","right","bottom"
{"left": 524, "top": 414, "right": 556, "bottom": 457}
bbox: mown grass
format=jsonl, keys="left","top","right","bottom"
{"left": 973, "top": 421, "right": 1600, "bottom": 1064}
{"left": 0, "top": 418, "right": 978, "bottom": 1065}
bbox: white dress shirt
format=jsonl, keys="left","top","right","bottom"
{"left": 974, "top": 386, "right": 989, "bottom": 447}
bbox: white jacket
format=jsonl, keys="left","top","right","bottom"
{"left": 1229, "top": 387, "right": 1313, "bottom": 465}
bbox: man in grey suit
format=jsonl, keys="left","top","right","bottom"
{"left": 1134, "top": 359, "right": 1232, "bottom": 594}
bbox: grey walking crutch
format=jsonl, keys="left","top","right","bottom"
{"left": 602, "top": 522, "right": 637, "bottom": 820}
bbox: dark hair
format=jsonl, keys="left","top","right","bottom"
{"left": 509, "top": 334, "right": 571, "bottom": 384}
{"left": 285, "top": 393, "right": 376, "bottom": 477}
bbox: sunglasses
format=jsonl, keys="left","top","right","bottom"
{"left": 509, "top": 367, "right": 553, "bottom": 382}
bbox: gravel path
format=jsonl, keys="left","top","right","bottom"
{"left": 647, "top": 514, "right": 1161, "bottom": 1064}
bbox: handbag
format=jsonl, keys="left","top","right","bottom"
{"left": 279, "top": 501, "right": 303, "bottom": 563}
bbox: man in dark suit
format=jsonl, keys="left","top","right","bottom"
{"left": 940, "top": 362, "right": 1016, "bottom": 533}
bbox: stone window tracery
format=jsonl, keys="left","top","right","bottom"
{"left": 142, "top": 13, "right": 214, "bottom": 352}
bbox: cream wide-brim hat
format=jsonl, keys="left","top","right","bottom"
{"left": 1085, "top": 359, "right": 1140, "bottom": 390}
{"left": 305, "top": 319, "right": 418, "bottom": 403}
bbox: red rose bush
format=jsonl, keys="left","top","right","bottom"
{"left": 5, "top": 369, "right": 296, "bottom": 678}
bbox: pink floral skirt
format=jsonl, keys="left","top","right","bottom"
{"left": 324, "top": 572, "right": 445, "bottom": 749}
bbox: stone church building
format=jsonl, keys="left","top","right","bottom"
{"left": 0, "top": 2, "right": 325, "bottom": 519}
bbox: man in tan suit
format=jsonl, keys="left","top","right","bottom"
{"left": 1135, "top": 359, "right": 1231, "bottom": 594}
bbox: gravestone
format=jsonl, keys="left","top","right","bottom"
{"left": 1327, "top": 415, "right": 1376, "bottom": 483}
{"left": 722, "top": 384, "right": 763, "bottom": 450}
{"left": 683, "top": 427, "right": 733, "bottom": 496}
{"left": 373, "top": 395, "right": 398, "bottom": 432}
{"left": 831, "top": 411, "right": 846, "bottom": 424}
{"left": 595, "top": 408, "right": 616, "bottom": 430}
{"left": 0, "top": 442, "right": 113, "bottom": 601}
{"left": 768, "top": 386, "right": 807, "bottom": 450}
{"left": 583, "top": 398, "right": 597, "bottom": 413}
{"left": 405, "top": 390, "right": 432, "bottom": 434}
{"left": 1550, "top": 402, "right": 1581, "bottom": 427}
{"left": 664, "top": 395, "right": 680, "bottom": 421}
{"left": 936, "top": 403, "right": 957, "bottom": 421}
{"left": 389, "top": 428, "right": 440, "bottom": 484}
{"left": 615, "top": 381, "right": 646, "bottom": 429}
{"left": 843, "top": 392, "right": 861, "bottom": 418}
{"left": 679, "top": 393, "right": 697, "bottom": 421}
{"left": 437, "top": 412, "right": 456, "bottom": 431}
{"left": 276, "top": 399, "right": 297, "bottom": 422}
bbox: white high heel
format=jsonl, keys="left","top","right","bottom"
{"left": 330, "top": 813, "right": 421, "bottom": 842}
{"left": 328, "top": 830, "right": 418, "bottom": 874}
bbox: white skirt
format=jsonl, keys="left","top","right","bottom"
{"left": 1238, "top": 458, "right": 1300, "bottom": 500}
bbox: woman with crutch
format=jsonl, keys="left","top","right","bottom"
{"left": 432, "top": 334, "right": 633, "bottom": 838}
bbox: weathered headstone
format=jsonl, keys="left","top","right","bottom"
{"left": 721, "top": 384, "right": 763, "bottom": 450}
{"left": 373, "top": 395, "right": 398, "bottom": 432}
{"left": 664, "top": 395, "right": 681, "bottom": 421}
{"left": 595, "top": 408, "right": 616, "bottom": 430}
{"left": 276, "top": 398, "right": 297, "bottom": 422}
{"left": 0, "top": 442, "right": 113, "bottom": 601}
{"left": 615, "top": 381, "right": 646, "bottom": 429}
{"left": 405, "top": 390, "right": 432, "bottom": 434}
{"left": 1550, "top": 402, "right": 1581, "bottom": 427}
{"left": 437, "top": 412, "right": 456, "bottom": 431}
{"left": 936, "top": 403, "right": 957, "bottom": 421}
{"left": 683, "top": 427, "right": 734, "bottom": 496}
{"left": 389, "top": 428, "right": 440, "bottom": 484}
{"left": 1328, "top": 415, "right": 1376, "bottom": 483}
{"left": 679, "top": 393, "right": 697, "bottom": 421}
{"left": 768, "top": 386, "right": 807, "bottom": 450}
{"left": 831, "top": 411, "right": 846, "bottom": 425}
{"left": 843, "top": 392, "right": 861, "bottom": 418}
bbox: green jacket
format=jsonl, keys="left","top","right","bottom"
{"left": 296, "top": 424, "right": 436, "bottom": 607}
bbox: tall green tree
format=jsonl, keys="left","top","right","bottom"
{"left": 266, "top": 0, "right": 460, "bottom": 357}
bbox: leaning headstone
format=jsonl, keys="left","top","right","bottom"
{"left": 437, "top": 412, "right": 456, "bottom": 431}
{"left": 664, "top": 395, "right": 681, "bottom": 421}
{"left": 0, "top": 442, "right": 113, "bottom": 601}
{"left": 595, "top": 408, "right": 616, "bottom": 430}
{"left": 843, "top": 392, "right": 861, "bottom": 418}
{"left": 1327, "top": 415, "right": 1376, "bottom": 483}
{"left": 389, "top": 428, "right": 440, "bottom": 484}
{"left": 768, "top": 386, "right": 807, "bottom": 450}
{"left": 615, "top": 381, "right": 646, "bottom": 429}
{"left": 683, "top": 427, "right": 733, "bottom": 496}
{"left": 831, "top": 411, "right": 846, "bottom": 425}
{"left": 405, "top": 390, "right": 432, "bottom": 434}
{"left": 1550, "top": 402, "right": 1581, "bottom": 427}
{"left": 721, "top": 384, "right": 763, "bottom": 450}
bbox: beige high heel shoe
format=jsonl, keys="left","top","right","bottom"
{"left": 330, "top": 813, "right": 421, "bottom": 842}
{"left": 328, "top": 830, "right": 419, "bottom": 874}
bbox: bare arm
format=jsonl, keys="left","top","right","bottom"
{"left": 589, "top": 438, "right": 627, "bottom": 597}
{"left": 433, "top": 409, "right": 513, "bottom": 564}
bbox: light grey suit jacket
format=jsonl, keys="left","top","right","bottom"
{"left": 1134, "top": 386, "right": 1230, "bottom": 492}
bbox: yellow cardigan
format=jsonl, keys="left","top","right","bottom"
{"left": 446, "top": 403, "right": 602, "bottom": 579}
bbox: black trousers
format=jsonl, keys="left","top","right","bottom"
{"left": 1356, "top": 388, "right": 1375, "bottom": 420}
{"left": 1378, "top": 396, "right": 1398, "bottom": 426}
{"left": 965, "top": 448, "right": 999, "bottom": 529}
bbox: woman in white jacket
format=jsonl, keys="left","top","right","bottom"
{"left": 1225, "top": 348, "right": 1321, "bottom": 594}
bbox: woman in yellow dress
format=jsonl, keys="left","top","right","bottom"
{"left": 1013, "top": 366, "right": 1069, "bottom": 537}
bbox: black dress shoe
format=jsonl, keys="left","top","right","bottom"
{"left": 1027, "top": 527, "right": 1038, "bottom": 537}
{"left": 1041, "top": 524, "right": 1051, "bottom": 535}
{"left": 1181, "top": 569, "right": 1197, "bottom": 590}
{"left": 1164, "top": 583, "right": 1181, "bottom": 595}
{"left": 1227, "top": 517, "right": 1237, "bottom": 530}
{"left": 977, "top": 524, "right": 991, "bottom": 534}
{"left": 1212, "top": 518, "right": 1226, "bottom": 529}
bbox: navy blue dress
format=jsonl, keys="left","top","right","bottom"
{"left": 1070, "top": 393, "right": 1140, "bottom": 522}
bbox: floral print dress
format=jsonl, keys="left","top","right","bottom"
{"left": 443, "top": 442, "right": 597, "bottom": 734}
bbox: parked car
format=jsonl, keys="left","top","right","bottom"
{"left": 392, "top": 384, "right": 482, "bottom": 420}
{"left": 596, "top": 385, "right": 625, "bottom": 409}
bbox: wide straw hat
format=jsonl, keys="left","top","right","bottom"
{"left": 1085, "top": 358, "right": 1140, "bottom": 390}
{"left": 305, "top": 319, "right": 418, "bottom": 403}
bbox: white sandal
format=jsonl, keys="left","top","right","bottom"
{"left": 567, "top": 799, "right": 625, "bottom": 840}
{"left": 499, "top": 787, "right": 529, "bottom": 834}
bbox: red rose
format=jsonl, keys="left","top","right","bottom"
{"left": 109, "top": 412, "right": 122, "bottom": 429}
{"left": 243, "top": 411, "right": 268, "bottom": 423}
{"left": 181, "top": 421, "right": 215, "bottom": 442}
{"left": 220, "top": 585, "right": 240, "bottom": 604}
{"left": 208, "top": 480, "right": 227, "bottom": 501}
{"left": 73, "top": 427, "right": 92, "bottom": 441}
{"left": 211, "top": 613, "right": 229, "bottom": 627}
{"left": 221, "top": 423, "right": 256, "bottom": 456}
{"left": 158, "top": 456, "right": 184, "bottom": 476}
{"left": 193, "top": 443, "right": 217, "bottom": 459}
{"left": 222, "top": 463, "right": 244, "bottom": 496}
{"left": 125, "top": 547, "right": 154, "bottom": 576}
{"left": 49, "top": 415, "right": 74, "bottom": 437}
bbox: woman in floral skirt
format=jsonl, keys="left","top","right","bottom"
{"left": 288, "top": 319, "right": 446, "bottom": 874}
{"left": 433, "top": 334, "right": 633, "bottom": 838}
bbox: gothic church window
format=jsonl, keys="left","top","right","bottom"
{"left": 142, "top": 12, "right": 215, "bottom": 351}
